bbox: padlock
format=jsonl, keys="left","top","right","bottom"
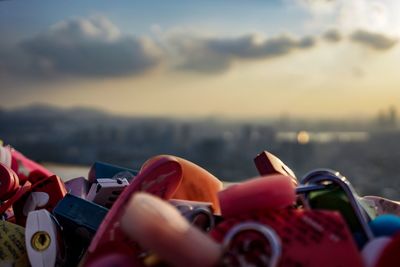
{"left": 83, "top": 156, "right": 183, "bottom": 266}
{"left": 27, "top": 175, "right": 66, "bottom": 211}
{"left": 84, "top": 253, "right": 144, "bottom": 267}
{"left": 13, "top": 175, "right": 67, "bottom": 226}
{"left": 254, "top": 151, "right": 297, "bottom": 186}
{"left": 369, "top": 214, "right": 400, "bottom": 237}
{"left": 375, "top": 232, "right": 400, "bottom": 267}
{"left": 0, "top": 220, "right": 29, "bottom": 267}
{"left": 169, "top": 199, "right": 215, "bottom": 232}
{"left": 0, "top": 162, "right": 21, "bottom": 201}
{"left": 0, "top": 145, "right": 53, "bottom": 184}
{"left": 0, "top": 163, "right": 62, "bottom": 224}
{"left": 25, "top": 209, "right": 65, "bottom": 267}
{"left": 0, "top": 181, "right": 32, "bottom": 216}
{"left": 88, "top": 161, "right": 138, "bottom": 185}
{"left": 53, "top": 194, "right": 108, "bottom": 241}
{"left": 361, "top": 195, "right": 400, "bottom": 217}
{"left": 22, "top": 192, "right": 50, "bottom": 216}
{"left": 361, "top": 237, "right": 391, "bottom": 267}
{"left": 0, "top": 165, "right": 65, "bottom": 225}
{"left": 211, "top": 208, "right": 364, "bottom": 267}
{"left": 140, "top": 155, "right": 223, "bottom": 213}
{"left": 65, "top": 176, "right": 89, "bottom": 199}
{"left": 299, "top": 169, "right": 374, "bottom": 245}
{"left": 358, "top": 197, "right": 379, "bottom": 220}
{"left": 218, "top": 174, "right": 296, "bottom": 218}
{"left": 53, "top": 193, "right": 109, "bottom": 266}
{"left": 0, "top": 143, "right": 12, "bottom": 170}
{"left": 219, "top": 222, "right": 282, "bottom": 267}
{"left": 86, "top": 178, "right": 129, "bottom": 208}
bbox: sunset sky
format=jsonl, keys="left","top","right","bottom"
{"left": 1, "top": 0, "right": 400, "bottom": 119}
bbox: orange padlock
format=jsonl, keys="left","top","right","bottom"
{"left": 141, "top": 155, "right": 223, "bottom": 213}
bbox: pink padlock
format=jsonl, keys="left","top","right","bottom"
{"left": 218, "top": 174, "right": 296, "bottom": 218}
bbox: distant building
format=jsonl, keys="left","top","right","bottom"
{"left": 376, "top": 106, "right": 397, "bottom": 130}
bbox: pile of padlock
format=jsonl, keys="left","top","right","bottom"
{"left": 1, "top": 143, "right": 400, "bottom": 267}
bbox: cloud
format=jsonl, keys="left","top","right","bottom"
{"left": 2, "top": 15, "right": 398, "bottom": 80}
{"left": 174, "top": 34, "right": 317, "bottom": 73}
{"left": 0, "top": 16, "right": 162, "bottom": 78}
{"left": 320, "top": 28, "right": 397, "bottom": 51}
{"left": 294, "top": 0, "right": 338, "bottom": 14}
{"left": 171, "top": 27, "right": 398, "bottom": 74}
{"left": 297, "top": 0, "right": 392, "bottom": 34}
{"left": 350, "top": 29, "right": 397, "bottom": 50}
{"left": 2, "top": 17, "right": 319, "bottom": 77}
{"left": 323, "top": 29, "right": 342, "bottom": 42}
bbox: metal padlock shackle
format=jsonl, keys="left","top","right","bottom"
{"left": 184, "top": 206, "right": 215, "bottom": 232}
{"left": 171, "top": 200, "right": 215, "bottom": 232}
{"left": 222, "top": 222, "right": 282, "bottom": 267}
{"left": 299, "top": 168, "right": 374, "bottom": 241}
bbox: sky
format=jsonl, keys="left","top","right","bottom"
{"left": 1, "top": 0, "right": 400, "bottom": 119}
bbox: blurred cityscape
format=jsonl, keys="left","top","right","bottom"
{"left": 0, "top": 104, "right": 399, "bottom": 199}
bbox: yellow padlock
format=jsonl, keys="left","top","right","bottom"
{"left": 0, "top": 220, "right": 29, "bottom": 267}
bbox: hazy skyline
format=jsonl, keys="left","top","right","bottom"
{"left": 1, "top": 0, "right": 400, "bottom": 119}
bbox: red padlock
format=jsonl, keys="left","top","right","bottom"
{"left": 0, "top": 162, "right": 21, "bottom": 201}
{"left": 83, "top": 156, "right": 183, "bottom": 266}
{"left": 0, "top": 163, "right": 32, "bottom": 216}
{"left": 13, "top": 175, "right": 67, "bottom": 226}
{"left": 211, "top": 208, "right": 364, "bottom": 267}
{"left": 85, "top": 254, "right": 144, "bottom": 267}
{"left": 375, "top": 232, "right": 400, "bottom": 267}
{"left": 254, "top": 151, "right": 297, "bottom": 186}
{"left": 0, "top": 145, "right": 53, "bottom": 183}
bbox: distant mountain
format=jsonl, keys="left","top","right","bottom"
{"left": 3, "top": 104, "right": 109, "bottom": 120}
{"left": 0, "top": 103, "right": 385, "bottom": 132}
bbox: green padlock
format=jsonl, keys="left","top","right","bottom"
{"left": 299, "top": 169, "right": 374, "bottom": 247}
{"left": 309, "top": 185, "right": 362, "bottom": 233}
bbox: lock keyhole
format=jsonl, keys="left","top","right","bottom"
{"left": 31, "top": 231, "right": 51, "bottom": 251}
